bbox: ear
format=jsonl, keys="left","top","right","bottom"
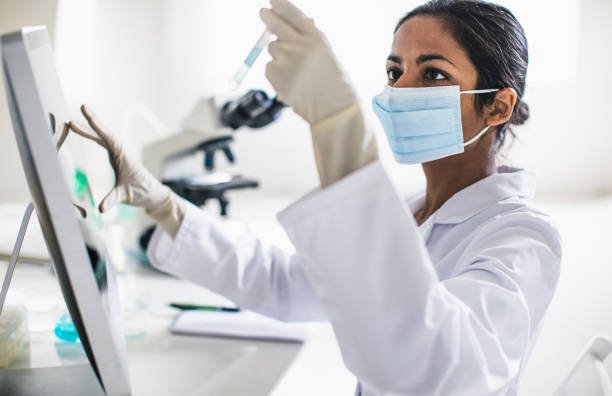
{"left": 484, "top": 87, "right": 517, "bottom": 127}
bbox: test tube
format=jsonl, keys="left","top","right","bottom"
{"left": 228, "top": 30, "right": 273, "bottom": 91}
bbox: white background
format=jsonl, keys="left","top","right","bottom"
{"left": 2, "top": 0, "right": 610, "bottom": 202}
{"left": 1, "top": 0, "right": 612, "bottom": 394}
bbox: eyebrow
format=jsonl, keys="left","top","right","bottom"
{"left": 386, "top": 53, "right": 456, "bottom": 67}
{"left": 417, "top": 54, "right": 455, "bottom": 66}
{"left": 387, "top": 54, "right": 402, "bottom": 64}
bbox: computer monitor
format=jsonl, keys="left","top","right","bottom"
{"left": 1, "top": 26, "right": 131, "bottom": 395}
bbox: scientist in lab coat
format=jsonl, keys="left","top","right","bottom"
{"left": 69, "top": 0, "right": 562, "bottom": 394}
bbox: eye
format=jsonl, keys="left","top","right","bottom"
{"left": 387, "top": 68, "right": 402, "bottom": 83}
{"left": 424, "top": 68, "right": 448, "bottom": 81}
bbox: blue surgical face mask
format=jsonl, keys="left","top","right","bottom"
{"left": 372, "top": 85, "right": 499, "bottom": 164}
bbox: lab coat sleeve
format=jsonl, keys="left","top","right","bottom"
{"left": 146, "top": 201, "right": 325, "bottom": 322}
{"left": 277, "top": 161, "right": 562, "bottom": 395}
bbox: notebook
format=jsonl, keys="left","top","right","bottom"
{"left": 170, "top": 310, "right": 310, "bottom": 344}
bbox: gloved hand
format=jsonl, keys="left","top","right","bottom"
{"left": 260, "top": 0, "right": 378, "bottom": 187}
{"left": 69, "top": 105, "right": 184, "bottom": 237}
{"left": 260, "top": 0, "right": 354, "bottom": 125}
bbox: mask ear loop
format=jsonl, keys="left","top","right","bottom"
{"left": 459, "top": 88, "right": 500, "bottom": 146}
{"left": 463, "top": 124, "right": 491, "bottom": 147}
{"left": 460, "top": 88, "right": 499, "bottom": 94}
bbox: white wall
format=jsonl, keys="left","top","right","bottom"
{"left": 1, "top": 0, "right": 612, "bottom": 393}
{"left": 2, "top": 0, "right": 611, "bottom": 201}
{"left": 156, "top": 0, "right": 426, "bottom": 196}
{"left": 0, "top": 0, "right": 59, "bottom": 202}
{"left": 505, "top": 0, "right": 612, "bottom": 200}
{"left": 154, "top": 0, "right": 612, "bottom": 200}
{"left": 53, "top": 0, "right": 165, "bottom": 203}
{"left": 0, "top": 0, "right": 165, "bottom": 204}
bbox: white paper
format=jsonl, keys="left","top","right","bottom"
{"left": 171, "top": 310, "right": 310, "bottom": 344}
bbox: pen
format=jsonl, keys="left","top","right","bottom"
{"left": 169, "top": 303, "right": 240, "bottom": 312}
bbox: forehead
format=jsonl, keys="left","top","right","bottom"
{"left": 392, "top": 15, "right": 472, "bottom": 67}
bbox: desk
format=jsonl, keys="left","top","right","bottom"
{"left": 0, "top": 194, "right": 355, "bottom": 395}
{"left": 1, "top": 254, "right": 354, "bottom": 395}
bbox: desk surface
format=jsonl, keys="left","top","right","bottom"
{"left": 1, "top": 259, "right": 354, "bottom": 395}
{"left": 0, "top": 194, "right": 355, "bottom": 395}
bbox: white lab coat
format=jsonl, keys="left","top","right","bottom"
{"left": 147, "top": 161, "right": 561, "bottom": 396}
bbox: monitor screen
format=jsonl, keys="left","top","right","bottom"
{"left": 26, "top": 26, "right": 113, "bottom": 312}
{"left": 2, "top": 26, "right": 131, "bottom": 395}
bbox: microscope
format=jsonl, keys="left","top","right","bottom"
{"left": 139, "top": 90, "right": 284, "bottom": 248}
{"left": 143, "top": 89, "right": 284, "bottom": 216}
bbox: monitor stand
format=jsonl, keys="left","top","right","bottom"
{"left": 0, "top": 203, "right": 34, "bottom": 316}
{"left": 0, "top": 204, "right": 105, "bottom": 396}
{"left": 0, "top": 364, "right": 105, "bottom": 396}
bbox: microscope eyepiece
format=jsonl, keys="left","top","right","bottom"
{"left": 221, "top": 89, "right": 285, "bottom": 130}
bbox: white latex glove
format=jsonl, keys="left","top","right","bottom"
{"left": 260, "top": 0, "right": 378, "bottom": 187}
{"left": 69, "top": 105, "right": 184, "bottom": 237}
{"left": 260, "top": 0, "right": 355, "bottom": 125}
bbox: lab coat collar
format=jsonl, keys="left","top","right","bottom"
{"left": 408, "top": 166, "right": 537, "bottom": 226}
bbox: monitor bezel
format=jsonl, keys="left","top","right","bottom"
{"left": 1, "top": 26, "right": 131, "bottom": 396}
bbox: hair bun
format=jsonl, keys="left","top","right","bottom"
{"left": 510, "top": 101, "right": 529, "bottom": 125}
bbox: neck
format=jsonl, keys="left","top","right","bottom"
{"left": 415, "top": 144, "right": 497, "bottom": 226}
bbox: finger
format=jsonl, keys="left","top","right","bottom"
{"left": 73, "top": 203, "right": 87, "bottom": 219}
{"left": 56, "top": 122, "right": 70, "bottom": 149}
{"left": 80, "top": 104, "right": 119, "bottom": 149}
{"left": 267, "top": 40, "right": 285, "bottom": 59}
{"left": 49, "top": 113, "right": 56, "bottom": 135}
{"left": 269, "top": 0, "right": 313, "bottom": 33}
{"left": 68, "top": 121, "right": 104, "bottom": 145}
{"left": 260, "top": 8, "right": 300, "bottom": 40}
{"left": 99, "top": 186, "right": 128, "bottom": 213}
{"left": 265, "top": 62, "right": 289, "bottom": 103}
{"left": 267, "top": 40, "right": 297, "bottom": 60}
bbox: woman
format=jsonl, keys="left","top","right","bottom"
{"left": 69, "top": 0, "right": 562, "bottom": 394}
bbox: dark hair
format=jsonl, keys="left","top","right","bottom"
{"left": 396, "top": 0, "right": 529, "bottom": 149}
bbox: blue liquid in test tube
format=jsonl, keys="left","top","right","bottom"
{"left": 228, "top": 30, "right": 273, "bottom": 91}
